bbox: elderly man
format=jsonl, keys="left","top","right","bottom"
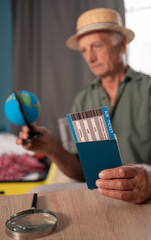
{"left": 17, "top": 8, "right": 151, "bottom": 204}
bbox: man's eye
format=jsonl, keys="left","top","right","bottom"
{"left": 80, "top": 49, "right": 86, "bottom": 54}
{"left": 94, "top": 44, "right": 102, "bottom": 48}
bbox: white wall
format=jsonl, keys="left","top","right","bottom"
{"left": 125, "top": 0, "right": 151, "bottom": 75}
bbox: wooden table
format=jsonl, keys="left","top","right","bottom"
{"left": 1, "top": 189, "right": 151, "bottom": 240}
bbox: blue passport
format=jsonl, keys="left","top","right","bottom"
{"left": 76, "top": 139, "right": 122, "bottom": 189}
{"left": 67, "top": 107, "right": 122, "bottom": 190}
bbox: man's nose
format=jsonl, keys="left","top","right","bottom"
{"left": 87, "top": 50, "right": 96, "bottom": 63}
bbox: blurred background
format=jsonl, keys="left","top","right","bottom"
{"left": 1, "top": 0, "right": 151, "bottom": 193}
{"left": 0, "top": 0, "right": 151, "bottom": 140}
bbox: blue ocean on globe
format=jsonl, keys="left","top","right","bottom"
{"left": 5, "top": 90, "right": 41, "bottom": 126}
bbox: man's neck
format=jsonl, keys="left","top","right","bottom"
{"left": 100, "top": 65, "right": 127, "bottom": 107}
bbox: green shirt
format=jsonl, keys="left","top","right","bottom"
{"left": 71, "top": 66, "right": 151, "bottom": 165}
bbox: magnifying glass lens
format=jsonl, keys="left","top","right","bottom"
{"left": 6, "top": 211, "right": 57, "bottom": 233}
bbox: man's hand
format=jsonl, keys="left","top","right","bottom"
{"left": 16, "top": 124, "right": 56, "bottom": 156}
{"left": 16, "top": 124, "right": 84, "bottom": 181}
{"left": 96, "top": 164, "right": 151, "bottom": 203}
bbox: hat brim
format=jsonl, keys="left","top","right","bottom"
{"left": 66, "top": 26, "right": 135, "bottom": 50}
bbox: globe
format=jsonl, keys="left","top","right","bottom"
{"left": 5, "top": 90, "right": 41, "bottom": 126}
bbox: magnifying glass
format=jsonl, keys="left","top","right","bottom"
{"left": 14, "top": 89, "right": 43, "bottom": 143}
{"left": 6, "top": 193, "right": 57, "bottom": 240}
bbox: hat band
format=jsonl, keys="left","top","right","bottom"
{"left": 77, "top": 22, "right": 121, "bottom": 34}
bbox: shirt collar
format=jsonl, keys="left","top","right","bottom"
{"left": 122, "top": 65, "right": 137, "bottom": 83}
{"left": 91, "top": 65, "right": 138, "bottom": 88}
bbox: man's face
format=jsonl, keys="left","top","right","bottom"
{"left": 78, "top": 32, "right": 126, "bottom": 77}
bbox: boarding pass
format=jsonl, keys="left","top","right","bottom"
{"left": 67, "top": 106, "right": 115, "bottom": 143}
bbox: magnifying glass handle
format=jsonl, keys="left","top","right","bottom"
{"left": 31, "top": 193, "right": 37, "bottom": 213}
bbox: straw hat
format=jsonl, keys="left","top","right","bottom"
{"left": 66, "top": 8, "right": 135, "bottom": 50}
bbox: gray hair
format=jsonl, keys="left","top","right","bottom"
{"left": 110, "top": 32, "right": 124, "bottom": 46}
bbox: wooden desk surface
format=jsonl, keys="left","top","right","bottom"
{"left": 1, "top": 189, "right": 151, "bottom": 240}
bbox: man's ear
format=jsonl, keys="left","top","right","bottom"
{"left": 120, "top": 38, "right": 126, "bottom": 53}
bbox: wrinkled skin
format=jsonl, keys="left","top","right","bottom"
{"left": 96, "top": 164, "right": 151, "bottom": 203}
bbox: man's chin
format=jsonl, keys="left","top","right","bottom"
{"left": 91, "top": 70, "right": 107, "bottom": 78}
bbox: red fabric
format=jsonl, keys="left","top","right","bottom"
{"left": 0, "top": 154, "right": 46, "bottom": 181}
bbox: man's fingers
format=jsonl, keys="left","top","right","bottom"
{"left": 16, "top": 138, "right": 23, "bottom": 145}
{"left": 97, "top": 188, "right": 135, "bottom": 202}
{"left": 22, "top": 125, "right": 30, "bottom": 132}
{"left": 96, "top": 178, "right": 136, "bottom": 190}
{"left": 19, "top": 131, "right": 29, "bottom": 140}
{"left": 97, "top": 164, "right": 150, "bottom": 203}
{"left": 22, "top": 124, "right": 40, "bottom": 133}
{"left": 99, "top": 166, "right": 136, "bottom": 179}
{"left": 16, "top": 137, "right": 32, "bottom": 149}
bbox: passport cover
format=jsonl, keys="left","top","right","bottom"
{"left": 76, "top": 139, "right": 122, "bottom": 190}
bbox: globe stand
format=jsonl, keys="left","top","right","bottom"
{"left": 14, "top": 89, "right": 43, "bottom": 143}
